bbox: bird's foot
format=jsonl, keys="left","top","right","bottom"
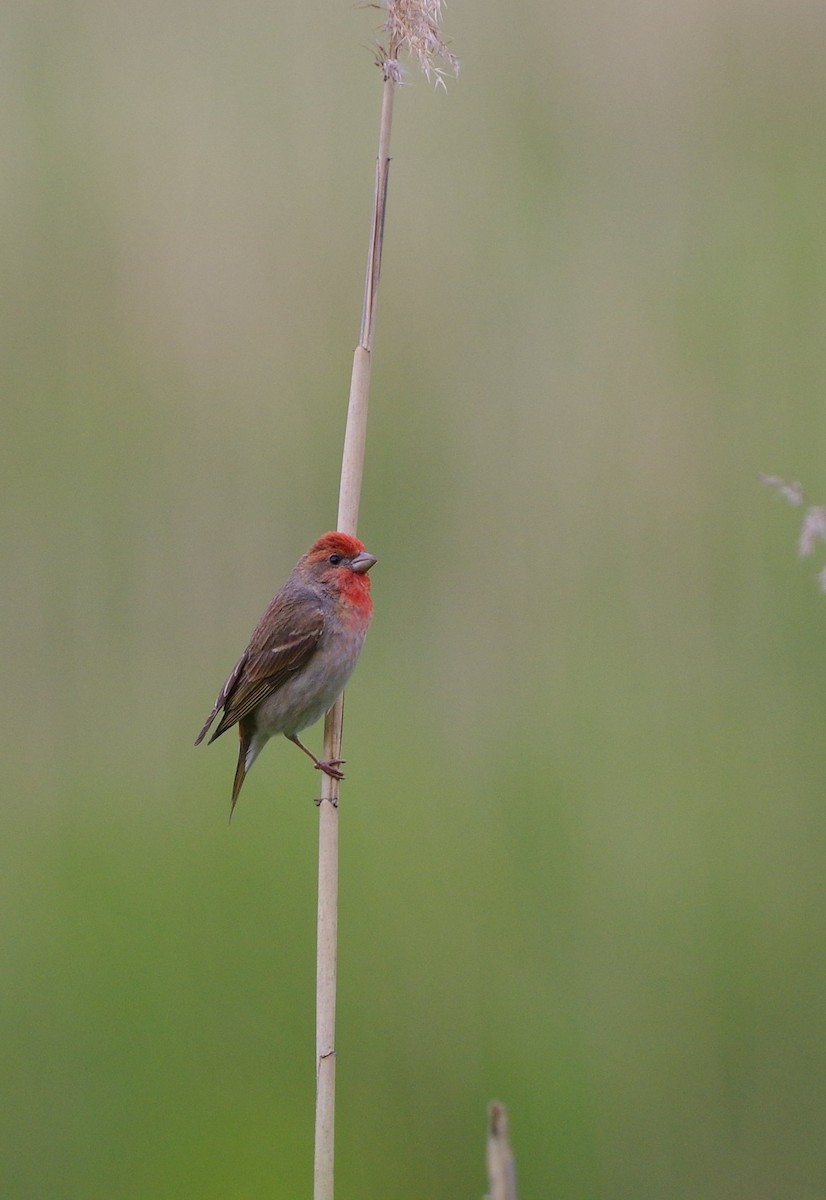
{"left": 314, "top": 758, "right": 346, "bottom": 781}
{"left": 313, "top": 794, "right": 339, "bottom": 808}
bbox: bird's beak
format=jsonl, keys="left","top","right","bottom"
{"left": 351, "top": 550, "right": 377, "bottom": 574}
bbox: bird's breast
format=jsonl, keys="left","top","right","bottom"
{"left": 253, "top": 622, "right": 368, "bottom": 739}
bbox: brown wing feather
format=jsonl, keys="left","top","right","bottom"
{"left": 195, "top": 589, "right": 324, "bottom": 744}
{"left": 194, "top": 651, "right": 247, "bottom": 745}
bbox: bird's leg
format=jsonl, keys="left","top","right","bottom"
{"left": 287, "top": 734, "right": 346, "bottom": 780}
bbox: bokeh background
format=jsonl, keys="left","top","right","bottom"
{"left": 4, "top": 1, "right": 826, "bottom": 1196}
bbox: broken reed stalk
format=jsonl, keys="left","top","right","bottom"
{"left": 486, "top": 1102, "right": 518, "bottom": 1200}
{"left": 312, "top": 8, "right": 457, "bottom": 1198}
{"left": 312, "top": 56, "right": 395, "bottom": 1200}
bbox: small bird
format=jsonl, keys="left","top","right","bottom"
{"left": 196, "top": 531, "right": 376, "bottom": 816}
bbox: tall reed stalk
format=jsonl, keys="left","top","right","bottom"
{"left": 312, "top": 7, "right": 458, "bottom": 1199}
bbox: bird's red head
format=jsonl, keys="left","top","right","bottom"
{"left": 299, "top": 532, "right": 377, "bottom": 609}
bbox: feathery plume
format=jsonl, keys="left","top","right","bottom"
{"left": 760, "top": 472, "right": 826, "bottom": 591}
{"left": 379, "top": 0, "right": 460, "bottom": 87}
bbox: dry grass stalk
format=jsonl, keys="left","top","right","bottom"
{"left": 313, "top": 6, "right": 458, "bottom": 1199}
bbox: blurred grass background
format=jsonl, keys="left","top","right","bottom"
{"left": 4, "top": 1, "right": 826, "bottom": 1196}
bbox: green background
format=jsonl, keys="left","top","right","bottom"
{"left": 4, "top": 2, "right": 826, "bottom": 1196}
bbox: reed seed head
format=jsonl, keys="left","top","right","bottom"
{"left": 379, "top": 0, "right": 460, "bottom": 87}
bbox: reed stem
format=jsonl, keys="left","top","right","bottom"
{"left": 313, "top": 65, "right": 396, "bottom": 1200}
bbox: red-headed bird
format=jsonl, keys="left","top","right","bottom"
{"left": 196, "top": 532, "right": 376, "bottom": 816}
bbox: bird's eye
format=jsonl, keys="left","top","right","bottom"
{"left": 328, "top": 553, "right": 343, "bottom": 565}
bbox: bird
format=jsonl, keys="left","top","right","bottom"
{"left": 195, "top": 531, "right": 376, "bottom": 817}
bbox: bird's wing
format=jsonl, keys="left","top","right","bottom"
{"left": 196, "top": 592, "right": 325, "bottom": 744}
{"left": 194, "top": 650, "right": 248, "bottom": 745}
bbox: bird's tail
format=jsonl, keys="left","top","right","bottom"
{"left": 229, "top": 757, "right": 246, "bottom": 821}
{"left": 229, "top": 718, "right": 266, "bottom": 821}
{"left": 226, "top": 715, "right": 249, "bottom": 820}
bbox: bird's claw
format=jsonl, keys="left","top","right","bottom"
{"left": 314, "top": 758, "right": 346, "bottom": 780}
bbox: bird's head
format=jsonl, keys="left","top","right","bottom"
{"left": 299, "top": 532, "right": 377, "bottom": 596}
